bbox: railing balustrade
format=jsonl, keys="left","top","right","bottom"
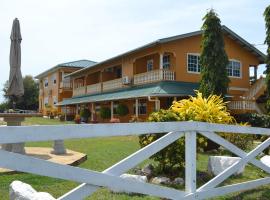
{"left": 73, "top": 86, "right": 86, "bottom": 96}
{"left": 86, "top": 83, "right": 102, "bottom": 94}
{"left": 60, "top": 81, "right": 72, "bottom": 89}
{"left": 103, "top": 78, "right": 124, "bottom": 91}
{"left": 244, "top": 77, "right": 266, "bottom": 99}
{"left": 0, "top": 121, "right": 270, "bottom": 200}
{"left": 134, "top": 69, "right": 175, "bottom": 85}
{"left": 228, "top": 100, "right": 256, "bottom": 110}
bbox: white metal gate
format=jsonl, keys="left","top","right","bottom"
{"left": 0, "top": 121, "right": 270, "bottom": 200}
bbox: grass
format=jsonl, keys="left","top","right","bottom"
{"left": 0, "top": 117, "right": 270, "bottom": 199}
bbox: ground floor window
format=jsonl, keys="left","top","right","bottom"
{"left": 133, "top": 102, "right": 147, "bottom": 115}
{"left": 227, "top": 60, "right": 241, "bottom": 78}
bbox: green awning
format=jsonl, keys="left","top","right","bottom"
{"left": 57, "top": 81, "right": 199, "bottom": 106}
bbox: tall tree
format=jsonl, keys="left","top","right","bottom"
{"left": 199, "top": 9, "right": 230, "bottom": 97}
{"left": 3, "top": 75, "right": 39, "bottom": 110}
{"left": 264, "top": 5, "right": 270, "bottom": 111}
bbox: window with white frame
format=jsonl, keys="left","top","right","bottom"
{"left": 133, "top": 102, "right": 147, "bottom": 115}
{"left": 227, "top": 60, "right": 241, "bottom": 78}
{"left": 44, "top": 78, "right": 49, "bottom": 88}
{"left": 51, "top": 73, "right": 57, "bottom": 85}
{"left": 163, "top": 55, "right": 170, "bottom": 69}
{"left": 187, "top": 54, "right": 201, "bottom": 73}
{"left": 53, "top": 96, "right": 57, "bottom": 105}
{"left": 44, "top": 97, "right": 49, "bottom": 106}
{"left": 147, "top": 59, "right": 154, "bottom": 72}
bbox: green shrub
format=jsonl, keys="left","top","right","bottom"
{"left": 235, "top": 113, "right": 270, "bottom": 128}
{"left": 100, "top": 107, "right": 111, "bottom": 119}
{"left": 139, "top": 92, "right": 253, "bottom": 175}
{"left": 139, "top": 109, "right": 186, "bottom": 173}
{"left": 116, "top": 104, "right": 129, "bottom": 116}
{"left": 80, "top": 108, "right": 91, "bottom": 122}
{"left": 235, "top": 113, "right": 270, "bottom": 154}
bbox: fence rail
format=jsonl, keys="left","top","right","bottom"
{"left": 0, "top": 121, "right": 270, "bottom": 200}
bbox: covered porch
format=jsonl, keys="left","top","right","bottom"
{"left": 133, "top": 52, "right": 176, "bottom": 85}
{"left": 57, "top": 81, "right": 198, "bottom": 123}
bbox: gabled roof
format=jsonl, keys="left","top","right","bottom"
{"left": 35, "top": 59, "right": 97, "bottom": 79}
{"left": 56, "top": 81, "right": 199, "bottom": 106}
{"left": 67, "top": 25, "right": 266, "bottom": 78}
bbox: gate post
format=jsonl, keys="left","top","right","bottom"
{"left": 185, "top": 131, "right": 197, "bottom": 193}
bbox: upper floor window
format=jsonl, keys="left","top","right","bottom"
{"left": 227, "top": 60, "right": 241, "bottom": 78}
{"left": 44, "top": 78, "right": 49, "bottom": 88}
{"left": 51, "top": 73, "right": 57, "bottom": 85}
{"left": 163, "top": 55, "right": 170, "bottom": 69}
{"left": 147, "top": 59, "right": 154, "bottom": 72}
{"left": 187, "top": 54, "right": 201, "bottom": 73}
{"left": 53, "top": 96, "right": 58, "bottom": 105}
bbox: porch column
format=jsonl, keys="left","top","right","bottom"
{"left": 64, "top": 105, "right": 67, "bottom": 121}
{"left": 254, "top": 66, "right": 258, "bottom": 80}
{"left": 159, "top": 53, "right": 163, "bottom": 69}
{"left": 91, "top": 103, "right": 94, "bottom": 121}
{"left": 173, "top": 97, "right": 177, "bottom": 102}
{"left": 111, "top": 101, "right": 114, "bottom": 119}
{"left": 155, "top": 97, "right": 160, "bottom": 111}
{"left": 76, "top": 104, "right": 79, "bottom": 114}
{"left": 135, "top": 98, "right": 139, "bottom": 117}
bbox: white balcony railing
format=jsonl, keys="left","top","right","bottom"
{"left": 228, "top": 100, "right": 263, "bottom": 114}
{"left": 86, "top": 83, "right": 102, "bottom": 94}
{"left": 73, "top": 86, "right": 86, "bottom": 96}
{"left": 0, "top": 122, "right": 270, "bottom": 199}
{"left": 244, "top": 77, "right": 266, "bottom": 99}
{"left": 103, "top": 78, "right": 124, "bottom": 92}
{"left": 60, "top": 81, "right": 72, "bottom": 89}
{"left": 228, "top": 100, "right": 256, "bottom": 110}
{"left": 134, "top": 69, "right": 175, "bottom": 85}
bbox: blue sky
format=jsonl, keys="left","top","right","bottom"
{"left": 0, "top": 0, "right": 269, "bottom": 102}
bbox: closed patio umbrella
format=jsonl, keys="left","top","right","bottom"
{"left": 7, "top": 18, "right": 24, "bottom": 97}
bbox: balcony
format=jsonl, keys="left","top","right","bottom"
{"left": 60, "top": 81, "right": 72, "bottom": 90}
{"left": 228, "top": 100, "right": 262, "bottom": 114}
{"left": 73, "top": 86, "right": 86, "bottom": 97}
{"left": 134, "top": 69, "right": 175, "bottom": 85}
{"left": 103, "top": 78, "right": 125, "bottom": 92}
{"left": 86, "top": 83, "right": 102, "bottom": 94}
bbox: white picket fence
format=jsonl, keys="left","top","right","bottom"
{"left": 1, "top": 122, "right": 270, "bottom": 200}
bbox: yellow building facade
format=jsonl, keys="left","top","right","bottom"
{"left": 39, "top": 26, "right": 266, "bottom": 122}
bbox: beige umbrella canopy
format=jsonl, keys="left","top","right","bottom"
{"left": 7, "top": 18, "right": 24, "bottom": 97}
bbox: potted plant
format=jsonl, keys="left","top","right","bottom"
{"left": 59, "top": 112, "right": 65, "bottom": 121}
{"left": 100, "top": 107, "right": 111, "bottom": 120}
{"left": 80, "top": 108, "right": 91, "bottom": 123}
{"left": 74, "top": 114, "right": 81, "bottom": 124}
{"left": 116, "top": 104, "right": 129, "bottom": 116}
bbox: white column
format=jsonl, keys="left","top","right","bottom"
{"left": 111, "top": 101, "right": 114, "bottom": 119}
{"left": 135, "top": 99, "right": 139, "bottom": 117}
{"left": 185, "top": 131, "right": 197, "bottom": 193}
{"left": 159, "top": 53, "right": 163, "bottom": 69}
{"left": 76, "top": 104, "right": 79, "bottom": 114}
{"left": 155, "top": 97, "right": 160, "bottom": 111}
{"left": 91, "top": 103, "right": 94, "bottom": 121}
{"left": 173, "top": 97, "right": 177, "bottom": 102}
{"left": 64, "top": 105, "right": 67, "bottom": 121}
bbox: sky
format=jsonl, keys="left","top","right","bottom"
{"left": 0, "top": 0, "right": 269, "bottom": 102}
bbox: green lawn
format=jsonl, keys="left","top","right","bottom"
{"left": 0, "top": 117, "right": 269, "bottom": 200}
